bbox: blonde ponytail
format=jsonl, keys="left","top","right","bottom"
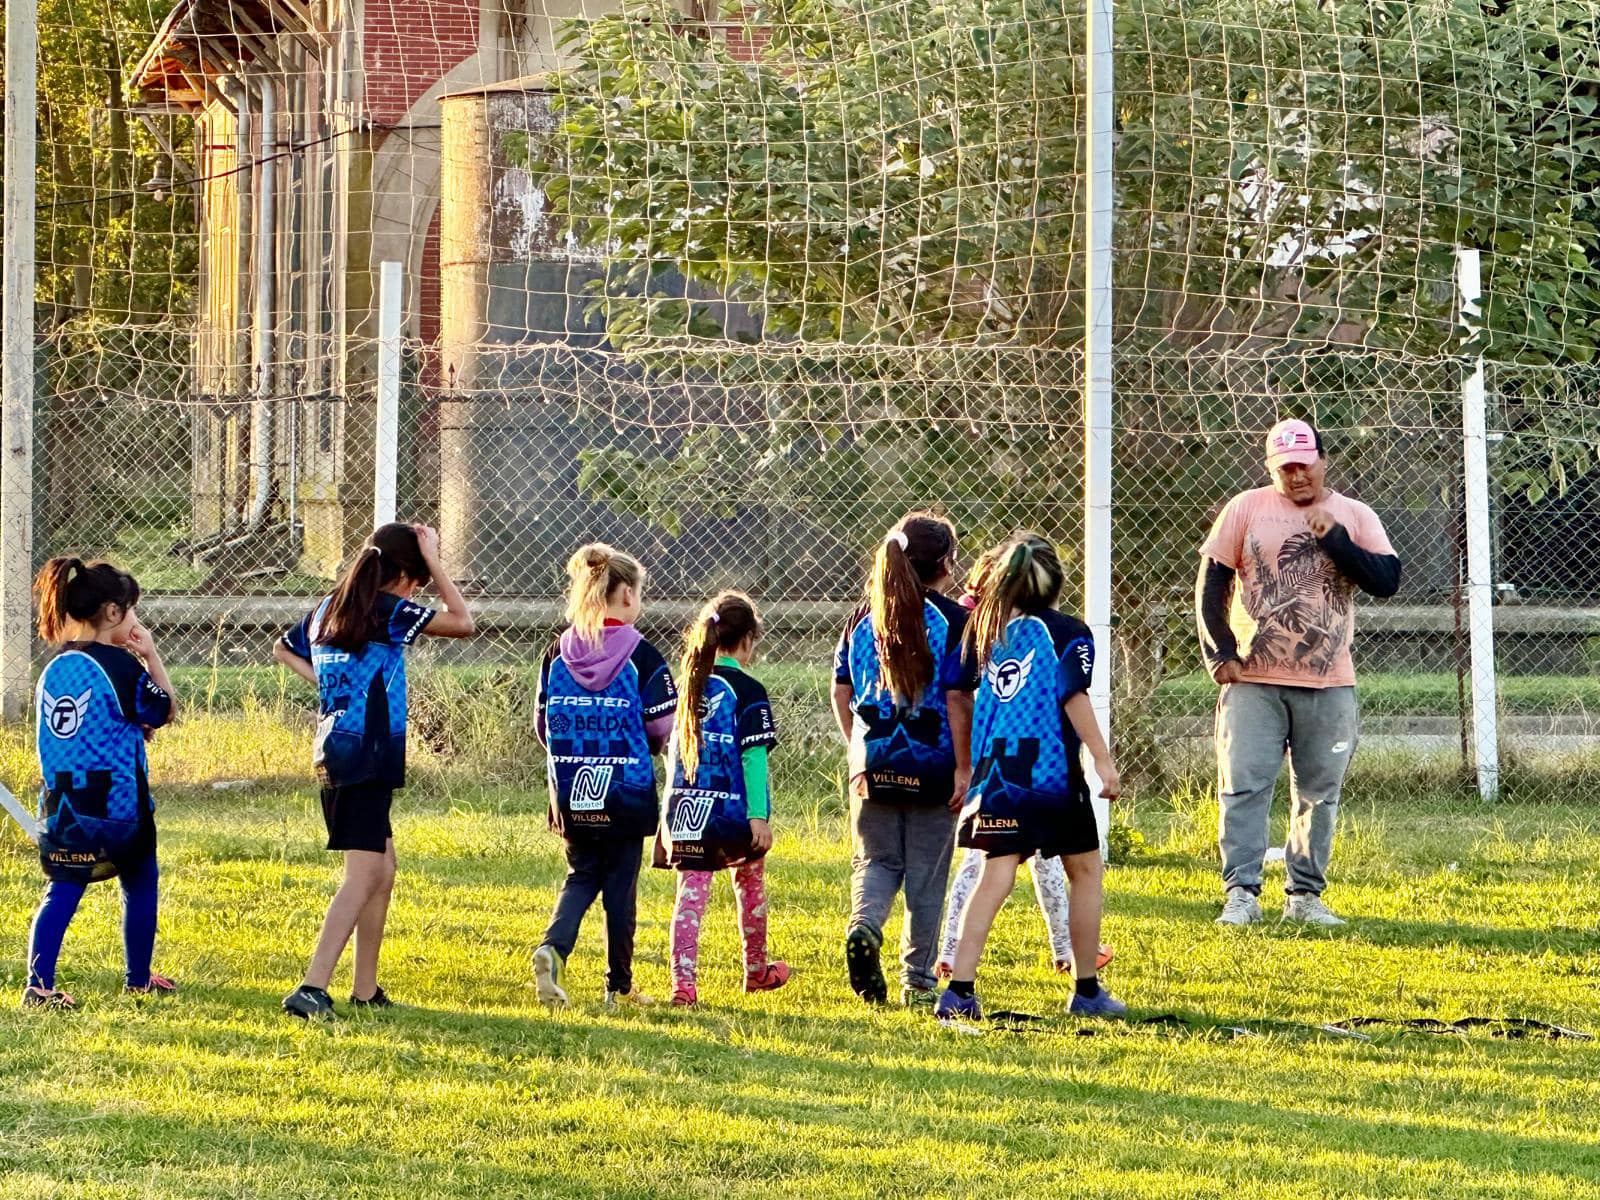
{"left": 564, "top": 543, "right": 643, "bottom": 647}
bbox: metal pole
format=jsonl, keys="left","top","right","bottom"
{"left": 373, "top": 260, "right": 403, "bottom": 528}
{"left": 1457, "top": 247, "right": 1500, "bottom": 801}
{"left": 1084, "top": 0, "right": 1115, "bottom": 849}
{"left": 2, "top": 0, "right": 39, "bottom": 722}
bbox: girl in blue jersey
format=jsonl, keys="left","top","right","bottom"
{"left": 937, "top": 547, "right": 1114, "bottom": 979}
{"left": 533, "top": 543, "right": 677, "bottom": 1009}
{"left": 22, "top": 558, "right": 177, "bottom": 1009}
{"left": 935, "top": 533, "right": 1126, "bottom": 1022}
{"left": 659, "top": 592, "right": 788, "bottom": 1007}
{"left": 275, "top": 523, "right": 476, "bottom": 1018}
{"left": 831, "top": 512, "right": 977, "bottom": 1007}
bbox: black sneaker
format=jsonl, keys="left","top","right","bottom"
{"left": 845, "top": 925, "right": 888, "bottom": 1005}
{"left": 350, "top": 986, "right": 393, "bottom": 1008}
{"left": 282, "top": 983, "right": 334, "bottom": 1019}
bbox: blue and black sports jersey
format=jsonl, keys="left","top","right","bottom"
{"left": 661, "top": 665, "right": 778, "bottom": 871}
{"left": 834, "top": 590, "right": 978, "bottom": 805}
{"left": 959, "top": 609, "right": 1096, "bottom": 857}
{"left": 538, "top": 639, "right": 676, "bottom": 840}
{"left": 35, "top": 642, "right": 173, "bottom": 881}
{"left": 280, "top": 591, "right": 435, "bottom": 788}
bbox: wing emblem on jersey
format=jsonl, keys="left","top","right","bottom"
{"left": 569, "top": 764, "right": 614, "bottom": 812}
{"left": 986, "top": 650, "right": 1034, "bottom": 703}
{"left": 41, "top": 688, "right": 93, "bottom": 739}
{"left": 701, "top": 692, "right": 726, "bottom": 720}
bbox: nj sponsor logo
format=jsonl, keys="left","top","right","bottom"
{"left": 986, "top": 650, "right": 1035, "bottom": 703}
{"left": 669, "top": 791, "right": 715, "bottom": 840}
{"left": 42, "top": 688, "right": 93, "bottom": 739}
{"left": 569, "top": 764, "right": 614, "bottom": 812}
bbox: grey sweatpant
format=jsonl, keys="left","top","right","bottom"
{"left": 849, "top": 793, "right": 957, "bottom": 993}
{"left": 1216, "top": 682, "right": 1359, "bottom": 898}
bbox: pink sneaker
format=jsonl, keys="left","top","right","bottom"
{"left": 671, "top": 986, "right": 698, "bottom": 1008}
{"left": 128, "top": 972, "right": 176, "bottom": 996}
{"left": 745, "top": 961, "right": 790, "bottom": 993}
{"left": 1054, "top": 945, "right": 1115, "bottom": 973}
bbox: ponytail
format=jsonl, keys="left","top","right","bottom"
{"left": 318, "top": 522, "right": 430, "bottom": 652}
{"left": 866, "top": 511, "right": 957, "bottom": 707}
{"left": 565, "top": 543, "right": 644, "bottom": 648}
{"left": 675, "top": 591, "right": 761, "bottom": 784}
{"left": 968, "top": 532, "right": 1065, "bottom": 670}
{"left": 33, "top": 556, "right": 140, "bottom": 644}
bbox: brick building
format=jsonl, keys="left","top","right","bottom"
{"left": 129, "top": 0, "right": 750, "bottom": 577}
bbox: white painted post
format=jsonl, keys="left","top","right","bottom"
{"left": 374, "top": 260, "right": 403, "bottom": 528}
{"left": 2, "top": 0, "right": 38, "bottom": 722}
{"left": 1084, "top": 0, "right": 1115, "bottom": 851}
{"left": 1457, "top": 248, "right": 1500, "bottom": 801}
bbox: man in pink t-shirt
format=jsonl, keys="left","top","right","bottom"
{"left": 1197, "top": 419, "right": 1402, "bottom": 927}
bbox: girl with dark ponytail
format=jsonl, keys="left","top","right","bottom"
{"left": 830, "top": 511, "right": 977, "bottom": 1007}
{"left": 935, "top": 533, "right": 1125, "bottom": 1023}
{"left": 23, "top": 557, "right": 176, "bottom": 1009}
{"left": 274, "top": 523, "right": 475, "bottom": 1018}
{"left": 659, "top": 592, "right": 788, "bottom": 1007}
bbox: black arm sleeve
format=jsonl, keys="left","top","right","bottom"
{"left": 1318, "top": 524, "right": 1403, "bottom": 598}
{"left": 1195, "top": 558, "right": 1240, "bottom": 673}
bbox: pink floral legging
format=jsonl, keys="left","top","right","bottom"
{"left": 670, "top": 859, "right": 770, "bottom": 992}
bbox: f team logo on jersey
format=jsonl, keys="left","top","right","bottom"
{"left": 669, "top": 792, "right": 714, "bottom": 840}
{"left": 41, "top": 688, "right": 93, "bottom": 739}
{"left": 986, "top": 650, "right": 1035, "bottom": 703}
{"left": 570, "top": 764, "right": 614, "bottom": 811}
{"left": 701, "top": 692, "right": 725, "bottom": 721}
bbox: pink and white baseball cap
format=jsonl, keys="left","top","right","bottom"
{"left": 1265, "top": 418, "right": 1320, "bottom": 468}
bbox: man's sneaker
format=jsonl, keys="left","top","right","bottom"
{"left": 745, "top": 962, "right": 790, "bottom": 993}
{"left": 671, "top": 986, "right": 698, "bottom": 1008}
{"left": 21, "top": 986, "right": 75, "bottom": 1011}
{"left": 934, "top": 988, "right": 982, "bottom": 1022}
{"left": 282, "top": 984, "right": 334, "bottom": 1020}
{"left": 1068, "top": 988, "right": 1129, "bottom": 1018}
{"left": 1284, "top": 893, "right": 1347, "bottom": 927}
{"left": 127, "top": 972, "right": 176, "bottom": 996}
{"left": 845, "top": 925, "right": 888, "bottom": 1005}
{"left": 350, "top": 986, "right": 394, "bottom": 1008}
{"left": 1055, "top": 945, "right": 1115, "bottom": 973}
{"left": 533, "top": 944, "right": 568, "bottom": 1010}
{"left": 1216, "top": 887, "right": 1264, "bottom": 927}
{"left": 901, "top": 985, "right": 938, "bottom": 1010}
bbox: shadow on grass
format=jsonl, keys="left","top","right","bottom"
{"left": 5, "top": 978, "right": 1600, "bottom": 1198}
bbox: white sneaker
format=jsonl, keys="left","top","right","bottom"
{"left": 1283, "top": 893, "right": 1347, "bottom": 927}
{"left": 1216, "top": 887, "right": 1263, "bottom": 926}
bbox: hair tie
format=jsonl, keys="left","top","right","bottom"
{"left": 708, "top": 611, "right": 720, "bottom": 625}
{"left": 367, "top": 544, "right": 383, "bottom": 559}
{"left": 887, "top": 531, "right": 909, "bottom": 551}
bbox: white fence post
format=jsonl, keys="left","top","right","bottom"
{"left": 2, "top": 0, "right": 38, "bottom": 722}
{"left": 1457, "top": 247, "right": 1500, "bottom": 801}
{"left": 374, "top": 260, "right": 403, "bottom": 528}
{"left": 1084, "top": 0, "right": 1115, "bottom": 852}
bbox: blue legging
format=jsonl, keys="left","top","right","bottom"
{"left": 27, "top": 849, "right": 159, "bottom": 990}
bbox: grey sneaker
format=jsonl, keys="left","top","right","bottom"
{"left": 1216, "top": 887, "right": 1263, "bottom": 927}
{"left": 1284, "top": 893, "right": 1347, "bottom": 927}
{"left": 533, "top": 944, "right": 569, "bottom": 1009}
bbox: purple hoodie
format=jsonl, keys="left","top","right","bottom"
{"left": 542, "top": 623, "right": 676, "bottom": 750}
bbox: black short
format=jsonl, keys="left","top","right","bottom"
{"left": 958, "top": 788, "right": 1101, "bottom": 861}
{"left": 320, "top": 781, "right": 394, "bottom": 853}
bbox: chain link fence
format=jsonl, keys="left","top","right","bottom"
{"left": 27, "top": 325, "right": 1600, "bottom": 803}
{"left": 10, "top": 0, "right": 1600, "bottom": 806}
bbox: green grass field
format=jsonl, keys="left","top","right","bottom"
{"left": 1, "top": 711, "right": 1599, "bottom": 1198}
